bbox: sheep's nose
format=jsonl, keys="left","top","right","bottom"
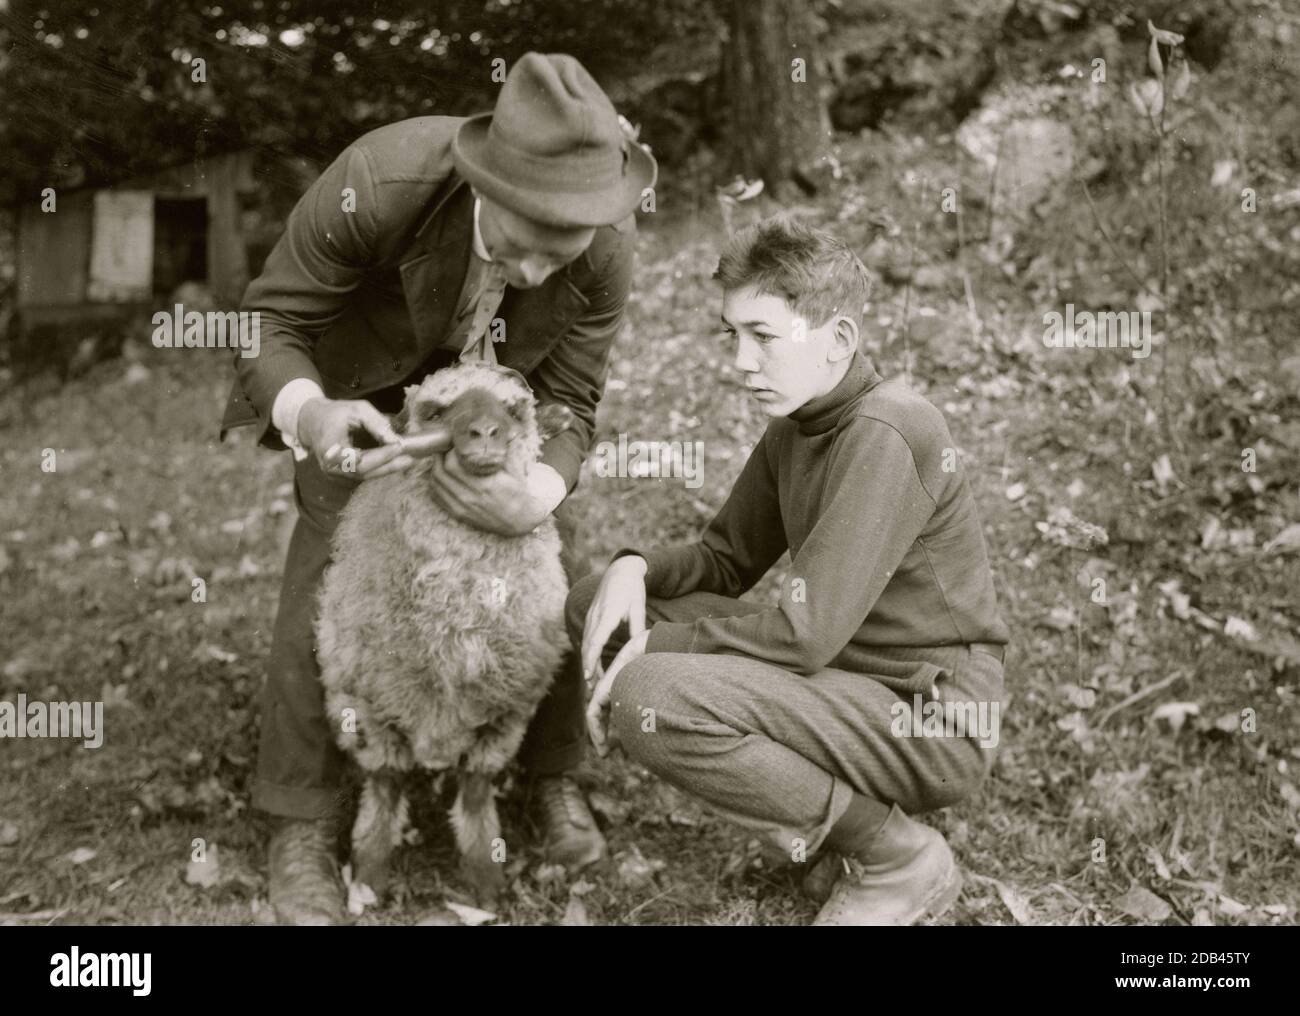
{"left": 468, "top": 421, "right": 499, "bottom": 441}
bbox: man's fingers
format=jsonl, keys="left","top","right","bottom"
{"left": 355, "top": 404, "right": 401, "bottom": 445}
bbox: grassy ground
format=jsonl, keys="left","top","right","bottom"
{"left": 2, "top": 132, "right": 1298, "bottom": 925}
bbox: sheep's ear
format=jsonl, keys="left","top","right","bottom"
{"left": 535, "top": 402, "right": 574, "bottom": 441}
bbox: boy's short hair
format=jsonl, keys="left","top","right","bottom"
{"left": 713, "top": 215, "right": 871, "bottom": 330}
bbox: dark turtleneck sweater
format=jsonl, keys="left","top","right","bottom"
{"left": 635, "top": 353, "right": 1010, "bottom": 673}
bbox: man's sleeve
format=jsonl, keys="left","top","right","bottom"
{"left": 235, "top": 145, "right": 382, "bottom": 445}
{"left": 644, "top": 416, "right": 938, "bottom": 674}
{"left": 528, "top": 221, "right": 634, "bottom": 494}
{"left": 620, "top": 431, "right": 789, "bottom": 609}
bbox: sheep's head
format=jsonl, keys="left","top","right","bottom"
{"left": 396, "top": 362, "right": 572, "bottom": 481}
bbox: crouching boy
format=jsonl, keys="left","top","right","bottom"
{"left": 571, "top": 216, "right": 1010, "bottom": 926}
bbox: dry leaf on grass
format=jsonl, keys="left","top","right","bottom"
{"left": 561, "top": 895, "right": 591, "bottom": 927}
{"left": 185, "top": 845, "right": 221, "bottom": 889}
{"left": 973, "top": 874, "right": 1034, "bottom": 924}
{"left": 1116, "top": 885, "right": 1171, "bottom": 922}
{"left": 444, "top": 901, "right": 496, "bottom": 926}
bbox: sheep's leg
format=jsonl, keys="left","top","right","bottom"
{"left": 351, "top": 770, "right": 403, "bottom": 902}
{"left": 450, "top": 767, "right": 506, "bottom": 905}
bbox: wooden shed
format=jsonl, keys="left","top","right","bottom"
{"left": 12, "top": 150, "right": 259, "bottom": 334}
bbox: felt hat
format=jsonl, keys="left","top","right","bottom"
{"left": 452, "top": 52, "right": 658, "bottom": 228}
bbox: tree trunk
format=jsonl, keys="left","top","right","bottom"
{"left": 723, "top": 0, "right": 832, "bottom": 198}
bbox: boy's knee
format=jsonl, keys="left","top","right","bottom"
{"left": 564, "top": 573, "right": 602, "bottom": 643}
{"left": 921, "top": 740, "right": 992, "bottom": 810}
{"left": 608, "top": 657, "right": 697, "bottom": 769}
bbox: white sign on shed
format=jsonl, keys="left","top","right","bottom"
{"left": 87, "top": 190, "right": 154, "bottom": 302}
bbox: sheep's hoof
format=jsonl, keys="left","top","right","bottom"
{"left": 459, "top": 855, "right": 507, "bottom": 906}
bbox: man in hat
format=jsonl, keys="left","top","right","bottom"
{"left": 220, "top": 53, "right": 657, "bottom": 925}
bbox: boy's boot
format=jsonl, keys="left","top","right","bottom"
{"left": 813, "top": 804, "right": 961, "bottom": 926}
{"left": 802, "top": 851, "right": 842, "bottom": 904}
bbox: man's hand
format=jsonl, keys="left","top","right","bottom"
{"left": 297, "top": 396, "right": 407, "bottom": 478}
{"left": 585, "top": 629, "right": 648, "bottom": 757}
{"left": 426, "top": 451, "right": 558, "bottom": 537}
{"left": 580, "top": 555, "right": 648, "bottom": 685}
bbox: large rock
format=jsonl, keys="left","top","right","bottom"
{"left": 956, "top": 85, "right": 1077, "bottom": 240}
{"left": 826, "top": 0, "right": 1013, "bottom": 132}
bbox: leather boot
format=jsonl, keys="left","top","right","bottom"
{"left": 813, "top": 804, "right": 962, "bottom": 926}
{"left": 801, "top": 851, "right": 844, "bottom": 905}
{"left": 533, "top": 775, "right": 607, "bottom": 870}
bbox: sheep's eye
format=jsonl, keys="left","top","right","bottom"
{"left": 507, "top": 404, "right": 524, "bottom": 421}
{"left": 418, "top": 404, "right": 443, "bottom": 420}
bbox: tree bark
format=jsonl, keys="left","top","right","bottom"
{"left": 723, "top": 0, "right": 832, "bottom": 197}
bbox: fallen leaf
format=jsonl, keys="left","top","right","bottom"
{"left": 0, "top": 821, "right": 18, "bottom": 847}
{"left": 66, "top": 847, "right": 97, "bottom": 865}
{"left": 1217, "top": 894, "right": 1249, "bottom": 917}
{"left": 561, "top": 894, "right": 590, "bottom": 927}
{"left": 1005, "top": 482, "right": 1026, "bottom": 501}
{"left": 587, "top": 790, "right": 629, "bottom": 824}
{"left": 1151, "top": 701, "right": 1200, "bottom": 732}
{"left": 185, "top": 845, "right": 221, "bottom": 889}
{"left": 444, "top": 901, "right": 496, "bottom": 926}
{"left": 199, "top": 645, "right": 238, "bottom": 664}
{"left": 1116, "top": 885, "right": 1172, "bottom": 922}
{"left": 1151, "top": 454, "right": 1176, "bottom": 496}
{"left": 533, "top": 863, "right": 568, "bottom": 887}
{"left": 1263, "top": 523, "right": 1300, "bottom": 555}
{"left": 1043, "top": 604, "right": 1077, "bottom": 631}
{"left": 1143, "top": 845, "right": 1172, "bottom": 880}
{"left": 616, "top": 846, "right": 665, "bottom": 890}
{"left": 415, "top": 908, "right": 462, "bottom": 926}
{"left": 1222, "top": 616, "right": 1258, "bottom": 642}
{"left": 984, "top": 876, "right": 1033, "bottom": 924}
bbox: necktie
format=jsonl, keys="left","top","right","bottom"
{"left": 459, "top": 261, "right": 509, "bottom": 366}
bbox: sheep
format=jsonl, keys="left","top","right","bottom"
{"left": 315, "top": 361, "right": 572, "bottom": 907}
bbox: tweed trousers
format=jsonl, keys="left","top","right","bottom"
{"left": 565, "top": 573, "right": 1006, "bottom": 860}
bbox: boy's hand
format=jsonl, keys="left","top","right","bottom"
{"left": 580, "top": 555, "right": 648, "bottom": 684}
{"left": 586, "top": 630, "right": 648, "bottom": 757}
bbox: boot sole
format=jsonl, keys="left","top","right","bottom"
{"left": 910, "top": 863, "right": 963, "bottom": 926}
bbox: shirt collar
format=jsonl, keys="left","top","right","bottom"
{"left": 788, "top": 352, "right": 883, "bottom": 435}
{"left": 471, "top": 196, "right": 491, "bottom": 262}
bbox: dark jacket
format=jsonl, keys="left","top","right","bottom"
{"left": 219, "top": 116, "right": 635, "bottom": 492}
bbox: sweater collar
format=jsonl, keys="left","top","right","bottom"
{"left": 788, "top": 353, "right": 882, "bottom": 435}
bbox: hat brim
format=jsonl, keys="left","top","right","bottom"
{"left": 452, "top": 113, "right": 658, "bottom": 229}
